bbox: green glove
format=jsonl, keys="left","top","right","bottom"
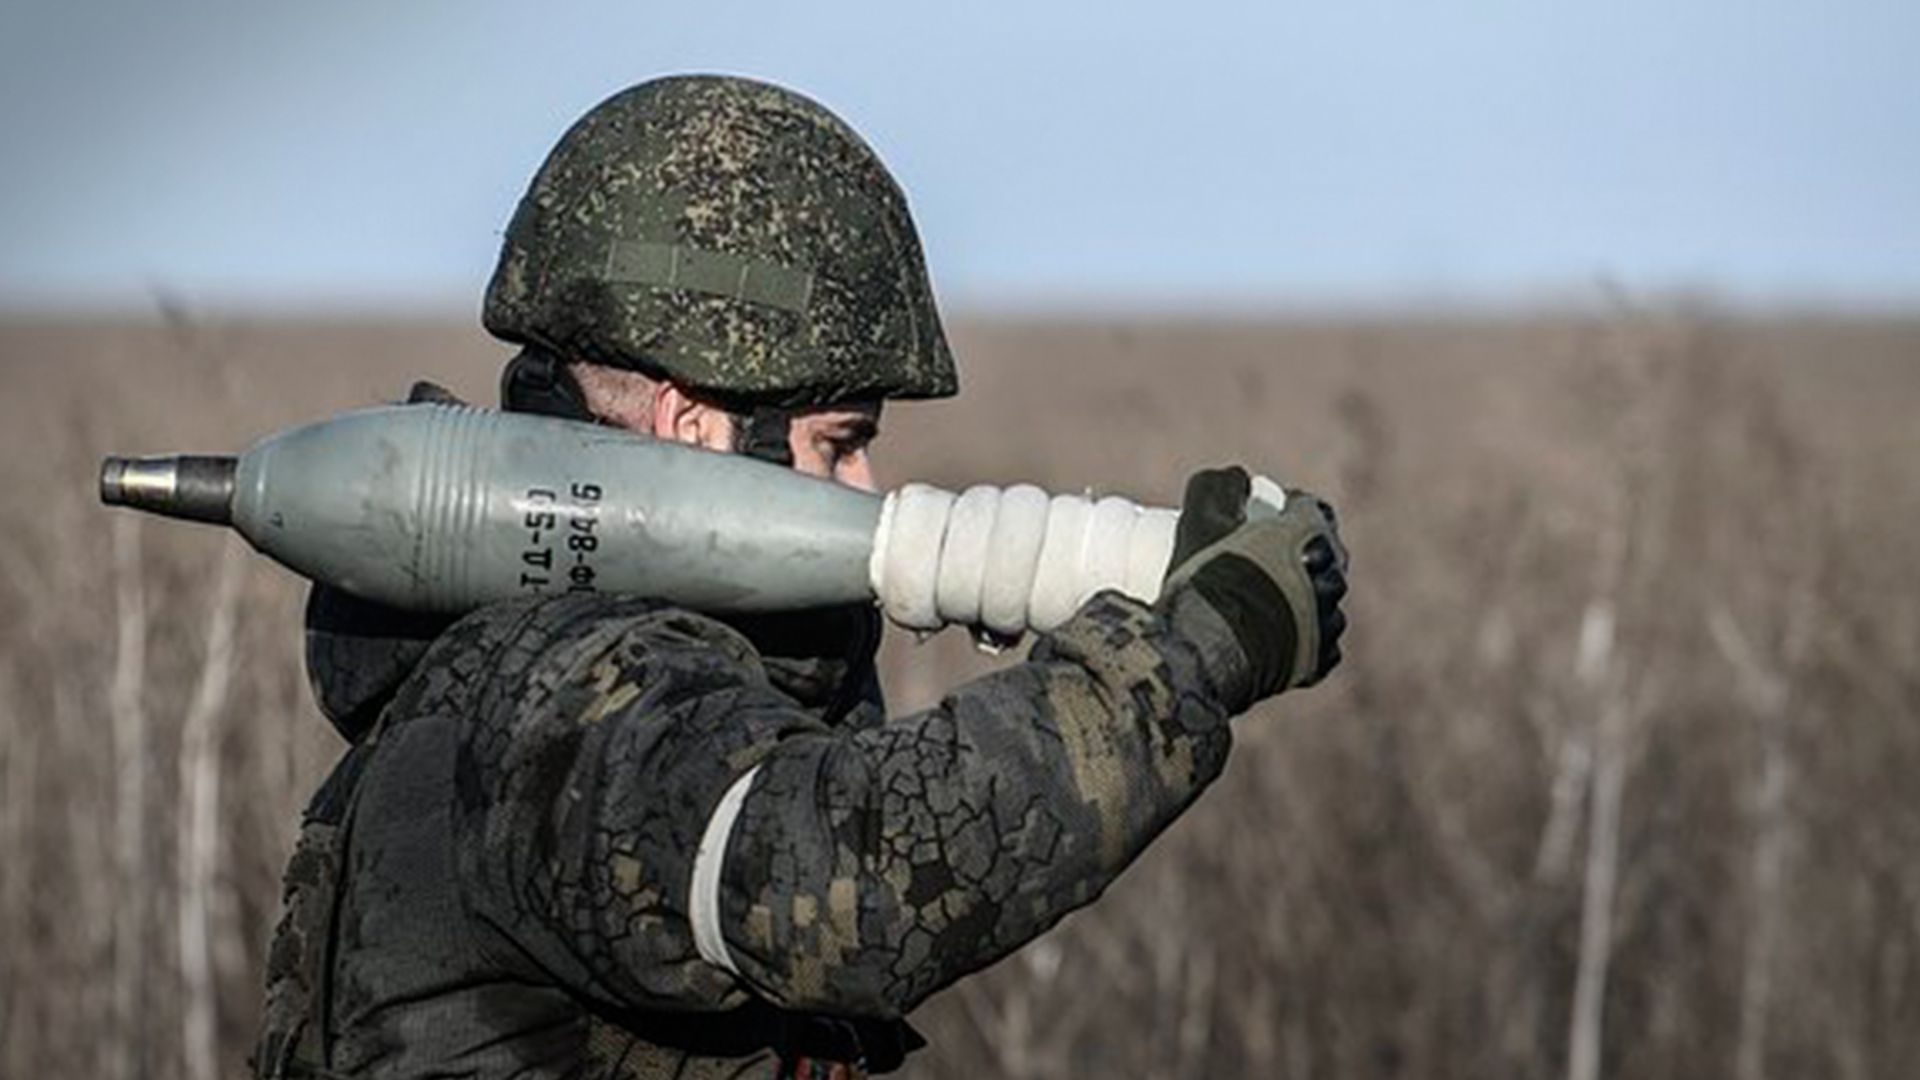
{"left": 1163, "top": 467, "right": 1349, "bottom": 699}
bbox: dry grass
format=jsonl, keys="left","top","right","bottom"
{"left": 1, "top": 310, "right": 1916, "bottom": 1078}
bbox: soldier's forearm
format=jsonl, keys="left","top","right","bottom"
{"left": 714, "top": 591, "right": 1244, "bottom": 1017}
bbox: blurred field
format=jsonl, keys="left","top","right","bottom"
{"left": 1, "top": 310, "right": 1917, "bottom": 1079}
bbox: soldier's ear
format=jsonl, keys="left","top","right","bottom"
{"left": 653, "top": 382, "right": 737, "bottom": 453}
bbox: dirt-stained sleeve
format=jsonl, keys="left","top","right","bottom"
{"left": 717, "top": 585, "right": 1252, "bottom": 1017}
{"left": 457, "top": 586, "right": 1250, "bottom": 1019}
{"left": 455, "top": 594, "right": 825, "bottom": 1013}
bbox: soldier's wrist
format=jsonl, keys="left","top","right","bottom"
{"left": 1156, "top": 580, "right": 1260, "bottom": 713}
{"left": 1189, "top": 552, "right": 1306, "bottom": 701}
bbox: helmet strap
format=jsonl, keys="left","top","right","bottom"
{"left": 736, "top": 406, "right": 795, "bottom": 467}
{"left": 500, "top": 347, "right": 595, "bottom": 422}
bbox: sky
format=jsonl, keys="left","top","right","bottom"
{"left": 3, "top": 1, "right": 1916, "bottom": 313}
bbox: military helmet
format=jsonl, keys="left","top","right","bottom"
{"left": 483, "top": 75, "right": 958, "bottom": 408}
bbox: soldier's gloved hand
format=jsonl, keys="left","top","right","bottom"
{"left": 1162, "top": 466, "right": 1349, "bottom": 701}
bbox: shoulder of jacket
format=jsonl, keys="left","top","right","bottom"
{"left": 445, "top": 593, "right": 767, "bottom": 692}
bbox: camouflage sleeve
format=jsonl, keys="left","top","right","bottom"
{"left": 717, "top": 584, "right": 1253, "bottom": 1017}
{"left": 456, "top": 586, "right": 1251, "bottom": 1019}
{"left": 456, "top": 595, "right": 835, "bottom": 1013}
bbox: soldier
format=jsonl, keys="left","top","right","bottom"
{"left": 257, "top": 75, "right": 1350, "bottom": 1079}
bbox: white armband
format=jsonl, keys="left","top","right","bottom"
{"left": 689, "top": 765, "right": 761, "bottom": 978}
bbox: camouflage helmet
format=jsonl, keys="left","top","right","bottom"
{"left": 483, "top": 75, "right": 958, "bottom": 407}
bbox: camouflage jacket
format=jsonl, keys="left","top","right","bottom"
{"left": 257, "top": 582, "right": 1253, "bottom": 1078}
